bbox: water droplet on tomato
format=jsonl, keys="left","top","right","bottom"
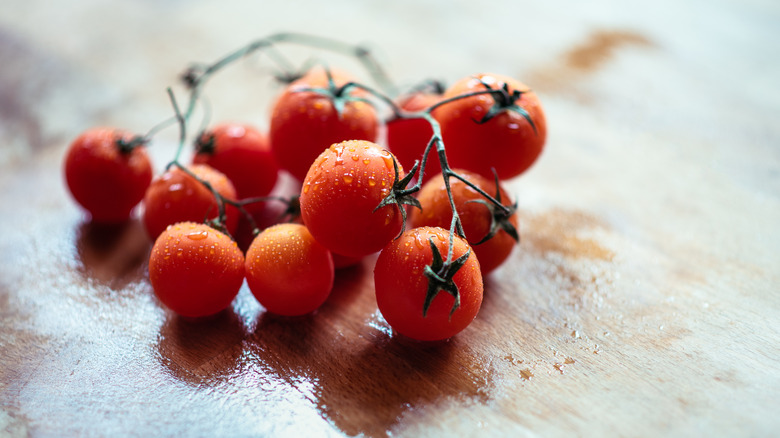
{"left": 351, "top": 155, "right": 359, "bottom": 161}
{"left": 303, "top": 184, "right": 310, "bottom": 194}
{"left": 186, "top": 230, "right": 209, "bottom": 240}
{"left": 342, "top": 175, "right": 354, "bottom": 184}
{"left": 368, "top": 178, "right": 376, "bottom": 187}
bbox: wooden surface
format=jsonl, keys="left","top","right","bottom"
{"left": 1, "top": 1, "right": 779, "bottom": 437}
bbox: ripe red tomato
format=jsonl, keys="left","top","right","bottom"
{"left": 386, "top": 91, "right": 443, "bottom": 182}
{"left": 142, "top": 164, "right": 239, "bottom": 239}
{"left": 148, "top": 222, "right": 244, "bottom": 318}
{"left": 193, "top": 122, "right": 279, "bottom": 199}
{"left": 64, "top": 127, "right": 152, "bottom": 223}
{"left": 374, "top": 226, "right": 483, "bottom": 341}
{"left": 245, "top": 223, "right": 334, "bottom": 316}
{"left": 408, "top": 169, "right": 518, "bottom": 275}
{"left": 269, "top": 67, "right": 379, "bottom": 181}
{"left": 299, "top": 140, "right": 405, "bottom": 258}
{"left": 434, "top": 73, "right": 547, "bottom": 180}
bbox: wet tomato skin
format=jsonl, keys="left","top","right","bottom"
{"left": 299, "top": 140, "right": 405, "bottom": 258}
{"left": 142, "top": 164, "right": 239, "bottom": 240}
{"left": 434, "top": 73, "right": 547, "bottom": 180}
{"left": 270, "top": 67, "right": 379, "bottom": 181}
{"left": 193, "top": 122, "right": 279, "bottom": 199}
{"left": 64, "top": 127, "right": 153, "bottom": 223}
{"left": 409, "top": 169, "right": 518, "bottom": 275}
{"left": 148, "top": 222, "right": 244, "bottom": 318}
{"left": 245, "top": 223, "right": 334, "bottom": 316}
{"left": 374, "top": 226, "right": 483, "bottom": 341}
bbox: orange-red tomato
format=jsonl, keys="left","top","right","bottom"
{"left": 374, "top": 226, "right": 483, "bottom": 341}
{"left": 269, "top": 67, "right": 379, "bottom": 181}
{"left": 64, "top": 127, "right": 152, "bottom": 223}
{"left": 408, "top": 169, "right": 518, "bottom": 275}
{"left": 148, "top": 222, "right": 244, "bottom": 318}
{"left": 193, "top": 122, "right": 279, "bottom": 199}
{"left": 434, "top": 73, "right": 546, "bottom": 180}
{"left": 299, "top": 140, "right": 405, "bottom": 258}
{"left": 245, "top": 223, "right": 334, "bottom": 316}
{"left": 142, "top": 164, "right": 239, "bottom": 239}
{"left": 386, "top": 91, "right": 443, "bottom": 182}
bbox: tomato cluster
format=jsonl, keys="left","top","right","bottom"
{"left": 62, "top": 36, "right": 546, "bottom": 341}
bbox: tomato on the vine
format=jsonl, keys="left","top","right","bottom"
{"left": 142, "top": 164, "right": 239, "bottom": 239}
{"left": 409, "top": 169, "right": 518, "bottom": 275}
{"left": 148, "top": 222, "right": 244, "bottom": 318}
{"left": 433, "top": 73, "right": 547, "bottom": 180}
{"left": 269, "top": 67, "right": 379, "bottom": 181}
{"left": 64, "top": 127, "right": 153, "bottom": 223}
{"left": 193, "top": 122, "right": 279, "bottom": 199}
{"left": 299, "top": 140, "right": 406, "bottom": 258}
{"left": 374, "top": 226, "right": 483, "bottom": 341}
{"left": 386, "top": 90, "right": 443, "bottom": 182}
{"left": 245, "top": 223, "right": 334, "bottom": 316}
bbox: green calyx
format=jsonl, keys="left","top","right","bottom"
{"left": 465, "top": 172, "right": 520, "bottom": 245}
{"left": 374, "top": 156, "right": 421, "bottom": 238}
{"left": 114, "top": 135, "right": 147, "bottom": 154}
{"left": 475, "top": 80, "right": 538, "bottom": 136}
{"left": 422, "top": 238, "right": 471, "bottom": 318}
{"left": 194, "top": 132, "right": 216, "bottom": 155}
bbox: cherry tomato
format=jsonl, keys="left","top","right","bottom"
{"left": 269, "top": 67, "right": 379, "bottom": 181}
{"left": 299, "top": 140, "right": 405, "bottom": 258}
{"left": 386, "top": 90, "right": 443, "bottom": 182}
{"left": 193, "top": 122, "right": 279, "bottom": 199}
{"left": 142, "top": 164, "right": 239, "bottom": 239}
{"left": 148, "top": 222, "right": 244, "bottom": 318}
{"left": 245, "top": 223, "right": 334, "bottom": 316}
{"left": 434, "top": 73, "right": 547, "bottom": 180}
{"left": 374, "top": 226, "right": 483, "bottom": 341}
{"left": 408, "top": 169, "right": 518, "bottom": 275}
{"left": 64, "top": 127, "right": 152, "bottom": 223}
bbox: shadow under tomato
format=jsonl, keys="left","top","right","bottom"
{"left": 75, "top": 218, "right": 150, "bottom": 289}
{"left": 155, "top": 308, "right": 248, "bottom": 386}
{"left": 244, "top": 264, "right": 494, "bottom": 438}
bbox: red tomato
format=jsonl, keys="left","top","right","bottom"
{"left": 269, "top": 67, "right": 379, "bottom": 181}
{"left": 408, "top": 169, "right": 518, "bottom": 275}
{"left": 299, "top": 140, "right": 405, "bottom": 258}
{"left": 64, "top": 127, "right": 152, "bottom": 223}
{"left": 148, "top": 222, "right": 244, "bottom": 318}
{"left": 434, "top": 73, "right": 547, "bottom": 180}
{"left": 386, "top": 91, "right": 443, "bottom": 182}
{"left": 374, "top": 226, "right": 483, "bottom": 341}
{"left": 245, "top": 223, "right": 334, "bottom": 316}
{"left": 193, "top": 122, "right": 279, "bottom": 199}
{"left": 142, "top": 164, "right": 239, "bottom": 239}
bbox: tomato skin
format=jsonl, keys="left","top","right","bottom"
{"left": 64, "top": 127, "right": 152, "bottom": 223}
{"left": 299, "top": 140, "right": 405, "bottom": 258}
{"left": 408, "top": 169, "right": 518, "bottom": 275}
{"left": 434, "top": 73, "right": 547, "bottom": 180}
{"left": 386, "top": 92, "right": 443, "bottom": 182}
{"left": 269, "top": 68, "right": 379, "bottom": 181}
{"left": 374, "top": 226, "right": 483, "bottom": 341}
{"left": 193, "top": 123, "right": 279, "bottom": 199}
{"left": 245, "top": 223, "right": 334, "bottom": 316}
{"left": 142, "top": 164, "right": 239, "bottom": 240}
{"left": 148, "top": 222, "right": 244, "bottom": 318}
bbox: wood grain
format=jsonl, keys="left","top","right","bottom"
{"left": 1, "top": 1, "right": 779, "bottom": 437}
